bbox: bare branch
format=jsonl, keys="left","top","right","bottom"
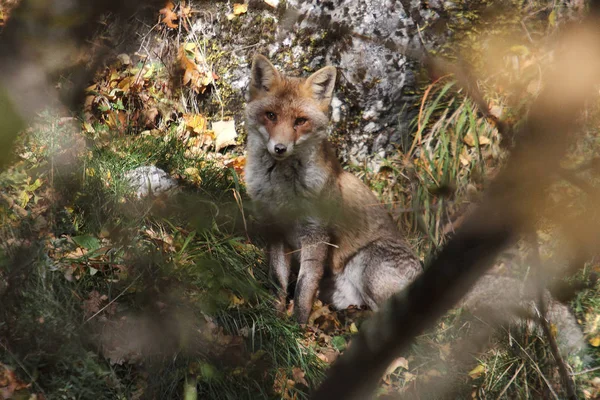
{"left": 312, "top": 18, "right": 600, "bottom": 400}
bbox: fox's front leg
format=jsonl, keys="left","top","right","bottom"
{"left": 269, "top": 241, "right": 291, "bottom": 313}
{"left": 294, "top": 231, "right": 328, "bottom": 324}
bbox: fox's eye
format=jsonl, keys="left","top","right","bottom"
{"left": 294, "top": 117, "right": 308, "bottom": 126}
{"left": 265, "top": 111, "right": 277, "bottom": 121}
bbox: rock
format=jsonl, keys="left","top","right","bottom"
{"left": 190, "top": 0, "right": 446, "bottom": 170}
{"left": 124, "top": 166, "right": 178, "bottom": 198}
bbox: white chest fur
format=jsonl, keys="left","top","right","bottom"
{"left": 245, "top": 136, "right": 330, "bottom": 213}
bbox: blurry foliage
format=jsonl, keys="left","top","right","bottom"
{"left": 0, "top": 0, "right": 599, "bottom": 399}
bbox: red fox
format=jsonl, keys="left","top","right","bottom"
{"left": 244, "top": 55, "right": 583, "bottom": 355}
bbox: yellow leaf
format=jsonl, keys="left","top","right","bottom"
{"left": 184, "top": 42, "right": 196, "bottom": 52}
{"left": 18, "top": 191, "right": 31, "bottom": 208}
{"left": 468, "top": 364, "right": 486, "bottom": 379}
{"left": 510, "top": 45, "right": 530, "bottom": 57}
{"left": 184, "top": 167, "right": 202, "bottom": 185}
{"left": 143, "top": 65, "right": 155, "bottom": 79}
{"left": 463, "top": 133, "right": 476, "bottom": 147}
{"left": 549, "top": 9, "right": 557, "bottom": 27}
{"left": 589, "top": 336, "right": 600, "bottom": 347}
{"left": 233, "top": 3, "right": 248, "bottom": 15}
{"left": 184, "top": 114, "right": 207, "bottom": 134}
{"left": 227, "top": 3, "right": 248, "bottom": 20}
{"left": 550, "top": 323, "right": 558, "bottom": 338}
{"left": 83, "top": 121, "right": 95, "bottom": 133}
{"left": 229, "top": 294, "right": 245, "bottom": 307}
{"left": 349, "top": 322, "right": 358, "bottom": 333}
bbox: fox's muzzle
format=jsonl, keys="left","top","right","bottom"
{"left": 267, "top": 139, "right": 294, "bottom": 160}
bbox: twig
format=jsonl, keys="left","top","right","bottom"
{"left": 495, "top": 362, "right": 525, "bottom": 400}
{"left": 0, "top": 341, "right": 46, "bottom": 396}
{"left": 570, "top": 365, "right": 600, "bottom": 376}
{"left": 528, "top": 232, "right": 577, "bottom": 400}
{"left": 508, "top": 334, "right": 560, "bottom": 400}
{"left": 82, "top": 274, "right": 142, "bottom": 324}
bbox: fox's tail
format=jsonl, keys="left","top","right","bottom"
{"left": 461, "top": 274, "right": 585, "bottom": 356}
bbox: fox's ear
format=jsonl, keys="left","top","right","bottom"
{"left": 305, "top": 66, "right": 336, "bottom": 109}
{"left": 250, "top": 55, "right": 280, "bottom": 98}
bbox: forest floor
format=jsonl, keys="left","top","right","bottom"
{"left": 1, "top": 1, "right": 600, "bottom": 399}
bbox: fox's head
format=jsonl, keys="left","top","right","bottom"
{"left": 245, "top": 55, "right": 336, "bottom": 160}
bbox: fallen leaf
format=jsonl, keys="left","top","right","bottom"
{"left": 160, "top": 1, "right": 178, "bottom": 28}
{"left": 83, "top": 121, "right": 95, "bottom": 133}
{"left": 331, "top": 336, "right": 347, "bottom": 351}
{"left": 117, "top": 53, "right": 131, "bottom": 65}
{"left": 589, "top": 335, "right": 600, "bottom": 347}
{"left": 227, "top": 3, "right": 248, "bottom": 19}
{"left": 72, "top": 235, "right": 101, "bottom": 251}
{"left": 385, "top": 357, "right": 409, "bottom": 376}
{"left": 184, "top": 114, "right": 207, "bottom": 134}
{"left": 317, "top": 348, "right": 339, "bottom": 364}
{"left": 179, "top": 46, "right": 214, "bottom": 93}
{"left": 292, "top": 367, "right": 308, "bottom": 386}
{"left": 468, "top": 364, "right": 486, "bottom": 379}
{"left": 233, "top": 3, "right": 248, "bottom": 14}
{"left": 489, "top": 104, "right": 503, "bottom": 119}
{"left": 213, "top": 120, "right": 238, "bottom": 151}
{"left": 478, "top": 135, "right": 491, "bottom": 145}
{"left": 223, "top": 155, "right": 246, "bottom": 175}
{"left": 184, "top": 167, "right": 202, "bottom": 185}
{"left": 548, "top": 9, "right": 557, "bottom": 27}
{"left": 143, "top": 107, "right": 160, "bottom": 128}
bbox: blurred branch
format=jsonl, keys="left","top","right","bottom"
{"left": 312, "top": 16, "right": 600, "bottom": 400}
{"left": 528, "top": 232, "right": 577, "bottom": 400}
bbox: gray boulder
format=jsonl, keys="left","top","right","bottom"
{"left": 125, "top": 166, "right": 178, "bottom": 198}
{"left": 191, "top": 0, "right": 446, "bottom": 170}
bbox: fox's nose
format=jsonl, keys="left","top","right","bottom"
{"left": 274, "top": 144, "right": 287, "bottom": 155}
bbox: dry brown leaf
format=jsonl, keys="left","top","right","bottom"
{"left": 223, "top": 155, "right": 246, "bottom": 175}
{"left": 463, "top": 132, "right": 475, "bottom": 147}
{"left": 292, "top": 367, "right": 309, "bottom": 386}
{"left": 385, "top": 357, "right": 409, "bottom": 376}
{"left": 317, "top": 348, "right": 339, "bottom": 364}
{"left": 179, "top": 47, "right": 214, "bottom": 93}
{"left": 0, "top": 364, "right": 31, "bottom": 399}
{"left": 159, "top": 1, "right": 178, "bottom": 29}
{"left": 143, "top": 107, "right": 160, "bottom": 128}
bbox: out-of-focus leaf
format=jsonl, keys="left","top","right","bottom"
{"left": 72, "top": 235, "right": 101, "bottom": 251}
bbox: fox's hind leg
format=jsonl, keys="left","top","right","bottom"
{"left": 362, "top": 240, "right": 422, "bottom": 309}
{"left": 331, "top": 240, "right": 422, "bottom": 310}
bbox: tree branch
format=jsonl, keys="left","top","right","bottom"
{"left": 312, "top": 18, "right": 600, "bottom": 400}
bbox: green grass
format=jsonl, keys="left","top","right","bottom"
{"left": 0, "top": 116, "right": 324, "bottom": 399}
